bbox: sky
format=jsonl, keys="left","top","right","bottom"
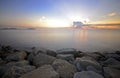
{"left": 0, "top": 0, "right": 120, "bottom": 27}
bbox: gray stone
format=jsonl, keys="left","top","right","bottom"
{"left": 20, "top": 65, "right": 59, "bottom": 78}
{"left": 105, "top": 53, "right": 120, "bottom": 61}
{"left": 46, "top": 50, "right": 57, "bottom": 57}
{"left": 86, "top": 66, "right": 102, "bottom": 75}
{"left": 52, "top": 59, "right": 76, "bottom": 78}
{"left": 104, "top": 67, "right": 120, "bottom": 78}
{"left": 0, "top": 66, "right": 8, "bottom": 78}
{"left": 0, "top": 58, "right": 6, "bottom": 66}
{"left": 2, "top": 65, "right": 35, "bottom": 78}
{"left": 74, "top": 71, "right": 104, "bottom": 78}
{"left": 6, "top": 60, "right": 29, "bottom": 67}
{"left": 75, "top": 56, "right": 102, "bottom": 71}
{"left": 102, "top": 58, "right": 120, "bottom": 67}
{"left": 57, "top": 48, "right": 77, "bottom": 55}
{"left": 5, "top": 51, "right": 27, "bottom": 61}
{"left": 2, "top": 66, "right": 26, "bottom": 78}
{"left": 56, "top": 54, "right": 74, "bottom": 63}
{"left": 33, "top": 53, "right": 56, "bottom": 67}
{"left": 85, "top": 52, "right": 104, "bottom": 61}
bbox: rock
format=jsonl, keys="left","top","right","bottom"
{"left": 27, "top": 53, "right": 34, "bottom": 63}
{"left": 27, "top": 49, "right": 56, "bottom": 64}
{"left": 5, "top": 51, "right": 27, "bottom": 62}
{"left": 84, "top": 52, "right": 105, "bottom": 61}
{"left": 6, "top": 60, "right": 29, "bottom": 67}
{"left": 2, "top": 65, "right": 35, "bottom": 78}
{"left": 102, "top": 58, "right": 120, "bottom": 66}
{"left": 34, "top": 48, "right": 47, "bottom": 55}
{"left": 75, "top": 56, "right": 102, "bottom": 71}
{"left": 0, "top": 66, "right": 8, "bottom": 78}
{"left": 56, "top": 54, "right": 74, "bottom": 64}
{"left": 104, "top": 67, "right": 120, "bottom": 78}
{"left": 20, "top": 65, "right": 59, "bottom": 78}
{"left": 2, "top": 66, "right": 26, "bottom": 78}
{"left": 73, "top": 71, "right": 104, "bottom": 78}
{"left": 57, "top": 48, "right": 77, "bottom": 55}
{"left": 52, "top": 59, "right": 76, "bottom": 78}
{"left": 46, "top": 50, "right": 57, "bottom": 57}
{"left": 115, "top": 51, "right": 120, "bottom": 55}
{"left": 105, "top": 53, "right": 120, "bottom": 61}
{"left": 22, "top": 65, "right": 36, "bottom": 73}
{"left": 33, "top": 53, "right": 56, "bottom": 67}
{"left": 86, "top": 66, "right": 102, "bottom": 75}
{"left": 0, "top": 58, "right": 6, "bottom": 66}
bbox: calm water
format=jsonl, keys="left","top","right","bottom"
{"left": 0, "top": 28, "right": 120, "bottom": 52}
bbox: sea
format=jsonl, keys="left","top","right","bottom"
{"left": 0, "top": 26, "right": 120, "bottom": 52}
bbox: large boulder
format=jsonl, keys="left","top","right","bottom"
{"left": 5, "top": 51, "right": 27, "bottom": 62}
{"left": 52, "top": 59, "right": 76, "bottom": 78}
{"left": 20, "top": 65, "right": 59, "bottom": 78}
{"left": 75, "top": 56, "right": 102, "bottom": 71}
{"left": 73, "top": 71, "right": 104, "bottom": 78}
{"left": 33, "top": 53, "right": 56, "bottom": 67}
{"left": 2, "top": 65, "right": 35, "bottom": 78}
{"left": 104, "top": 67, "right": 120, "bottom": 78}
{"left": 56, "top": 54, "right": 74, "bottom": 64}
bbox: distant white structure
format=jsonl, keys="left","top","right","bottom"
{"left": 73, "top": 21, "right": 83, "bottom": 28}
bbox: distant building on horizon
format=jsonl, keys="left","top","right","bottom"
{"left": 73, "top": 21, "right": 83, "bottom": 28}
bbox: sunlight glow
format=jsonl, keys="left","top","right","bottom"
{"left": 39, "top": 16, "right": 71, "bottom": 28}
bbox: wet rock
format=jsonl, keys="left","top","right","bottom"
{"left": 20, "top": 65, "right": 59, "bottom": 78}
{"left": 52, "top": 59, "right": 76, "bottom": 78}
{"left": 74, "top": 71, "right": 104, "bottom": 78}
{"left": 56, "top": 54, "right": 74, "bottom": 64}
{"left": 75, "top": 56, "right": 102, "bottom": 71}
{"left": 33, "top": 53, "right": 56, "bottom": 67}
{"left": 5, "top": 51, "right": 27, "bottom": 62}
{"left": 104, "top": 67, "right": 120, "bottom": 78}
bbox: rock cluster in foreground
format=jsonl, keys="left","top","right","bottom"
{"left": 0, "top": 45, "right": 120, "bottom": 78}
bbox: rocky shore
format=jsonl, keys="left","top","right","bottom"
{"left": 0, "top": 45, "right": 120, "bottom": 78}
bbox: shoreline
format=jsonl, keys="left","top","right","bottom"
{"left": 0, "top": 45, "right": 120, "bottom": 78}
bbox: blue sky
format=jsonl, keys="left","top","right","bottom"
{"left": 0, "top": 0, "right": 120, "bottom": 27}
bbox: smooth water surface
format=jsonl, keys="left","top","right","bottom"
{"left": 0, "top": 28, "right": 120, "bottom": 52}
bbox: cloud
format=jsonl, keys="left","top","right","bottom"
{"left": 108, "top": 12, "right": 116, "bottom": 16}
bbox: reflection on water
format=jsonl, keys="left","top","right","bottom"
{"left": 0, "top": 28, "right": 120, "bottom": 52}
